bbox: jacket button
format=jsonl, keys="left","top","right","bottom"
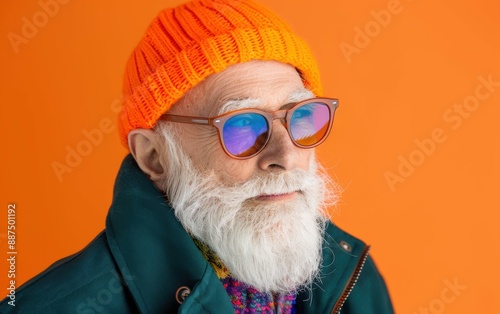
{"left": 175, "top": 286, "right": 191, "bottom": 304}
{"left": 340, "top": 240, "right": 352, "bottom": 252}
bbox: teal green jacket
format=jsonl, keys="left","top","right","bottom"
{"left": 0, "top": 155, "right": 394, "bottom": 313}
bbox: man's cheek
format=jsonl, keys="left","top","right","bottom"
{"left": 224, "top": 158, "right": 259, "bottom": 183}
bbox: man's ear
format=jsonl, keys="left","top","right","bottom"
{"left": 128, "top": 129, "right": 165, "bottom": 183}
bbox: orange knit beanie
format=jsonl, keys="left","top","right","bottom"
{"left": 119, "top": 0, "right": 323, "bottom": 148}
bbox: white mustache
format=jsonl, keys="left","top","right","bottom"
{"left": 225, "top": 168, "right": 318, "bottom": 200}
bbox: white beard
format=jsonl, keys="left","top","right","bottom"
{"left": 156, "top": 126, "right": 335, "bottom": 293}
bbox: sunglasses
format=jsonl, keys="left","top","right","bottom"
{"left": 159, "top": 97, "right": 339, "bottom": 159}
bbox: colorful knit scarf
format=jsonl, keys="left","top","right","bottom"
{"left": 193, "top": 239, "right": 297, "bottom": 313}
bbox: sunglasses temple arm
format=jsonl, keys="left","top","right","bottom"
{"left": 159, "top": 114, "right": 211, "bottom": 126}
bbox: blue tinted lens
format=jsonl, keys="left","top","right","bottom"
{"left": 290, "top": 102, "right": 330, "bottom": 146}
{"left": 223, "top": 113, "right": 268, "bottom": 157}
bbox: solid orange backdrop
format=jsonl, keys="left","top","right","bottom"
{"left": 1, "top": 0, "right": 499, "bottom": 313}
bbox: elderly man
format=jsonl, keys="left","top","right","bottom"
{"left": 1, "top": 0, "right": 394, "bottom": 313}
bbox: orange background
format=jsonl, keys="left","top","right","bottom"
{"left": 1, "top": 0, "right": 499, "bottom": 313}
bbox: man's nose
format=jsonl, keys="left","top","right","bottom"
{"left": 257, "top": 120, "right": 303, "bottom": 171}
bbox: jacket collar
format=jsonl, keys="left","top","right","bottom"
{"left": 105, "top": 155, "right": 367, "bottom": 313}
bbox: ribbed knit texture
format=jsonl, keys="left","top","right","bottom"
{"left": 118, "top": 0, "right": 323, "bottom": 147}
{"left": 193, "top": 238, "right": 297, "bottom": 313}
{"left": 222, "top": 277, "right": 297, "bottom": 313}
